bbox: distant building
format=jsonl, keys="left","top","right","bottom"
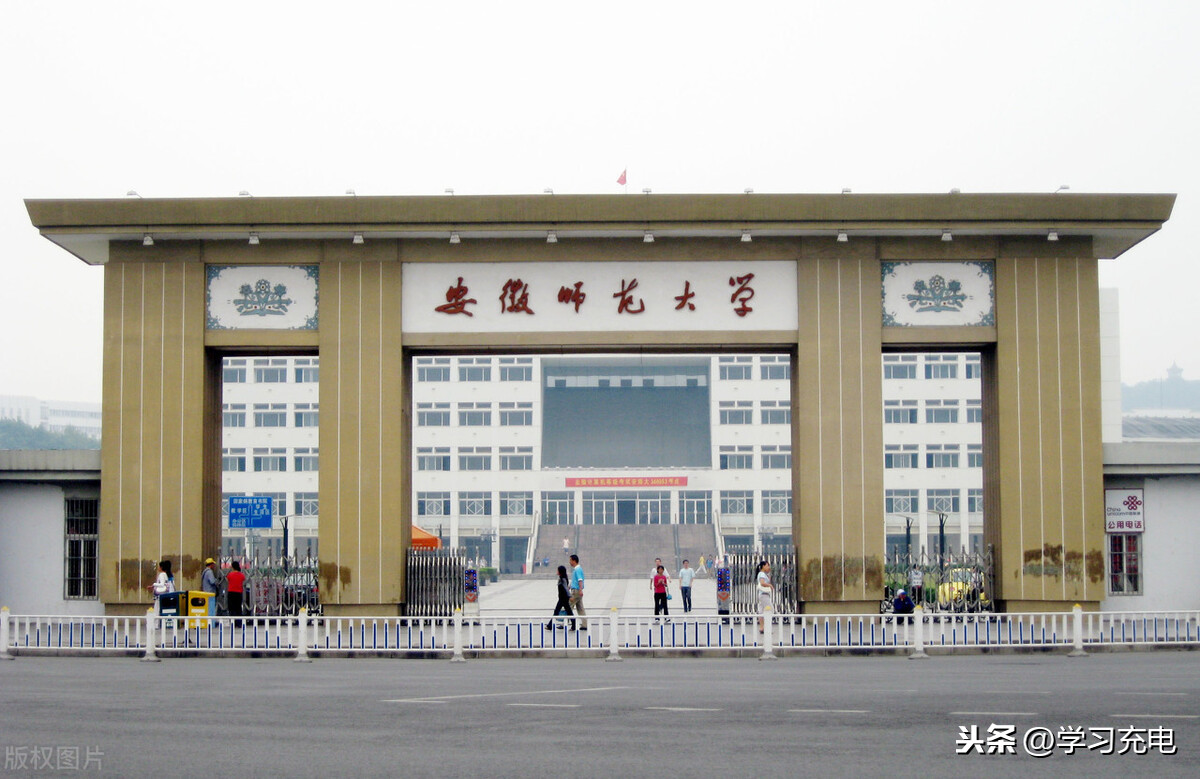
{"left": 0, "top": 395, "right": 102, "bottom": 439}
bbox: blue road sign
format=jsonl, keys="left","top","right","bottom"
{"left": 228, "top": 496, "right": 274, "bottom": 529}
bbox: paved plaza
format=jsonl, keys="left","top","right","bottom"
{"left": 477, "top": 573, "right": 723, "bottom": 616}
{"left": 1, "top": 650, "right": 1196, "bottom": 777}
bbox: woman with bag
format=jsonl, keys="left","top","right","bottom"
{"left": 146, "top": 560, "right": 174, "bottom": 614}
{"left": 545, "top": 565, "right": 574, "bottom": 630}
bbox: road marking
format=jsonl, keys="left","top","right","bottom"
{"left": 1113, "top": 692, "right": 1188, "bottom": 697}
{"left": 950, "top": 711, "right": 1038, "bottom": 717}
{"left": 788, "top": 709, "right": 870, "bottom": 714}
{"left": 509, "top": 703, "right": 582, "bottom": 708}
{"left": 1110, "top": 714, "right": 1199, "bottom": 720}
{"left": 981, "top": 691, "right": 1051, "bottom": 695}
{"left": 381, "top": 685, "right": 629, "bottom": 704}
{"left": 646, "top": 706, "right": 722, "bottom": 712}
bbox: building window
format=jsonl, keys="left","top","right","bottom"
{"left": 720, "top": 490, "right": 753, "bottom": 515}
{"left": 222, "top": 448, "right": 246, "bottom": 472}
{"left": 293, "top": 403, "right": 319, "bottom": 428}
{"left": 253, "top": 447, "right": 288, "bottom": 472}
{"left": 253, "top": 358, "right": 289, "bottom": 383}
{"left": 459, "top": 492, "right": 491, "bottom": 516}
{"left": 719, "top": 400, "right": 753, "bottom": 425}
{"left": 760, "top": 400, "right": 791, "bottom": 425}
{"left": 223, "top": 359, "right": 247, "bottom": 383}
{"left": 499, "top": 402, "right": 533, "bottom": 426}
{"left": 459, "top": 357, "right": 492, "bottom": 382}
{"left": 499, "top": 447, "right": 533, "bottom": 471}
{"left": 417, "top": 447, "right": 450, "bottom": 471}
{"left": 925, "top": 399, "right": 960, "bottom": 424}
{"left": 294, "top": 358, "right": 319, "bottom": 383}
{"left": 883, "top": 355, "right": 917, "bottom": 380}
{"left": 926, "top": 444, "right": 960, "bottom": 469}
{"left": 719, "top": 445, "right": 754, "bottom": 470}
{"left": 222, "top": 404, "right": 246, "bottom": 428}
{"left": 965, "top": 356, "right": 982, "bottom": 379}
{"left": 417, "top": 402, "right": 450, "bottom": 427}
{"left": 761, "top": 445, "right": 791, "bottom": 470}
{"left": 762, "top": 490, "right": 792, "bottom": 515}
{"left": 417, "top": 492, "right": 450, "bottom": 516}
{"left": 500, "top": 357, "right": 533, "bottom": 382}
{"left": 718, "top": 356, "right": 752, "bottom": 380}
{"left": 417, "top": 358, "right": 451, "bottom": 382}
{"left": 1108, "top": 534, "right": 1142, "bottom": 595}
{"left": 293, "top": 448, "right": 319, "bottom": 472}
{"left": 64, "top": 498, "right": 99, "bottom": 599}
{"left": 924, "top": 354, "right": 958, "bottom": 380}
{"left": 679, "top": 491, "right": 712, "bottom": 524}
{"left": 458, "top": 402, "right": 492, "bottom": 427}
{"left": 759, "top": 355, "right": 791, "bottom": 381}
{"left": 501, "top": 492, "right": 533, "bottom": 516}
{"left": 458, "top": 447, "right": 492, "bottom": 471}
{"left": 295, "top": 492, "right": 319, "bottom": 517}
{"left": 966, "top": 400, "right": 982, "bottom": 424}
{"left": 884, "top": 444, "right": 918, "bottom": 469}
{"left": 885, "top": 489, "right": 919, "bottom": 514}
{"left": 927, "top": 489, "right": 960, "bottom": 515}
{"left": 967, "top": 444, "right": 983, "bottom": 468}
{"left": 541, "top": 492, "right": 574, "bottom": 524}
{"left": 884, "top": 400, "right": 918, "bottom": 424}
{"left": 253, "top": 403, "right": 287, "bottom": 427}
{"left": 968, "top": 489, "right": 984, "bottom": 513}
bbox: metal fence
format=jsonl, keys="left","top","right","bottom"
{"left": 406, "top": 548, "right": 467, "bottom": 617}
{"left": 725, "top": 548, "right": 799, "bottom": 615}
{"left": 224, "top": 556, "right": 321, "bottom": 618}
{"left": 4, "top": 608, "right": 1198, "bottom": 657}
{"left": 881, "top": 546, "right": 994, "bottom": 614}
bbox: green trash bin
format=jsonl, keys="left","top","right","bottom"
{"left": 186, "top": 591, "right": 215, "bottom": 628}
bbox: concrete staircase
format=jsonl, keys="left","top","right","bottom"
{"left": 530, "top": 524, "right": 718, "bottom": 577}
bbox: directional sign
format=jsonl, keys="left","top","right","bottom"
{"left": 228, "top": 496, "right": 274, "bottom": 529}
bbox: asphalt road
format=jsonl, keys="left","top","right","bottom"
{"left": 1, "top": 651, "right": 1197, "bottom": 778}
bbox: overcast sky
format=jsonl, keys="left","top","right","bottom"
{"left": 2, "top": 1, "right": 1196, "bottom": 401}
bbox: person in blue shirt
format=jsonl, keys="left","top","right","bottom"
{"left": 568, "top": 554, "right": 587, "bottom": 630}
{"left": 893, "top": 588, "right": 916, "bottom": 623}
{"left": 678, "top": 560, "right": 695, "bottom": 613}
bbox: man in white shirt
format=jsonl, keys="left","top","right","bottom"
{"left": 678, "top": 560, "right": 695, "bottom": 613}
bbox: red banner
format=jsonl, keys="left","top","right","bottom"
{"left": 565, "top": 476, "right": 688, "bottom": 488}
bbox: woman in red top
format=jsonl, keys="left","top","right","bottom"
{"left": 652, "top": 565, "right": 669, "bottom": 617}
{"left": 225, "top": 560, "right": 246, "bottom": 624}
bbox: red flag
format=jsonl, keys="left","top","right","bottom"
{"left": 617, "top": 169, "right": 627, "bottom": 186}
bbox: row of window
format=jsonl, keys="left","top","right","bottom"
{"left": 885, "top": 488, "right": 984, "bottom": 515}
{"left": 717, "top": 400, "right": 791, "bottom": 425}
{"left": 884, "top": 399, "right": 983, "bottom": 424}
{"left": 416, "top": 489, "right": 794, "bottom": 522}
{"left": 417, "top": 446, "right": 534, "bottom": 472}
{"left": 223, "top": 357, "right": 319, "bottom": 384}
{"left": 883, "top": 354, "right": 982, "bottom": 381}
{"left": 719, "top": 445, "right": 791, "bottom": 470}
{"left": 223, "top": 447, "right": 319, "bottom": 473}
{"left": 716, "top": 355, "right": 791, "bottom": 381}
{"left": 223, "top": 403, "right": 319, "bottom": 428}
{"left": 884, "top": 444, "right": 984, "bottom": 469}
{"left": 416, "top": 357, "right": 533, "bottom": 383}
{"left": 416, "top": 402, "right": 533, "bottom": 427}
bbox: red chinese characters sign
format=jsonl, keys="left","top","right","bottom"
{"left": 565, "top": 476, "right": 689, "bottom": 488}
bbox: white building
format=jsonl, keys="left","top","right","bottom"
{"left": 0, "top": 395, "right": 101, "bottom": 439}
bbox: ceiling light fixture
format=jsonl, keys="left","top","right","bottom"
{"left": 449, "top": 232, "right": 461, "bottom": 244}
{"left": 643, "top": 231, "right": 655, "bottom": 243}
{"left": 837, "top": 231, "right": 849, "bottom": 243}
{"left": 546, "top": 231, "right": 558, "bottom": 244}
{"left": 352, "top": 233, "right": 364, "bottom": 245}
{"left": 741, "top": 230, "right": 752, "bottom": 243}
{"left": 1047, "top": 230, "right": 1059, "bottom": 242}
{"left": 248, "top": 232, "right": 260, "bottom": 245}
{"left": 941, "top": 230, "right": 953, "bottom": 242}
{"left": 142, "top": 233, "right": 154, "bottom": 246}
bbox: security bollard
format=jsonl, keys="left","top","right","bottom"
{"left": 1068, "top": 604, "right": 1088, "bottom": 658}
{"left": 759, "top": 605, "right": 777, "bottom": 661}
{"left": 141, "top": 608, "right": 161, "bottom": 663}
{"left": 0, "top": 606, "right": 13, "bottom": 660}
{"left": 450, "top": 608, "right": 466, "bottom": 663}
{"left": 909, "top": 605, "right": 928, "bottom": 659}
{"left": 605, "top": 608, "right": 622, "bottom": 662}
{"left": 294, "top": 607, "right": 312, "bottom": 663}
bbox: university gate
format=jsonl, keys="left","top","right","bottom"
{"left": 26, "top": 192, "right": 1174, "bottom": 614}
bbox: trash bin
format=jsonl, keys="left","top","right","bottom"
{"left": 158, "top": 591, "right": 182, "bottom": 618}
{"left": 186, "top": 590, "right": 215, "bottom": 628}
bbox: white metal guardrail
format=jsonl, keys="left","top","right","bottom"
{"left": 2, "top": 605, "right": 1197, "bottom": 659}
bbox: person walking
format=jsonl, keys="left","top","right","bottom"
{"left": 226, "top": 560, "right": 246, "bottom": 625}
{"left": 678, "top": 559, "right": 695, "bottom": 613}
{"left": 200, "top": 557, "right": 225, "bottom": 616}
{"left": 568, "top": 554, "right": 587, "bottom": 630}
{"left": 756, "top": 560, "right": 773, "bottom": 633}
{"left": 650, "top": 557, "right": 672, "bottom": 609}
{"left": 545, "top": 565, "right": 574, "bottom": 630}
{"left": 652, "top": 564, "right": 670, "bottom": 619}
{"left": 147, "top": 560, "right": 174, "bottom": 614}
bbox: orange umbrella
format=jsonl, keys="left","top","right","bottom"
{"left": 410, "top": 525, "right": 441, "bottom": 549}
